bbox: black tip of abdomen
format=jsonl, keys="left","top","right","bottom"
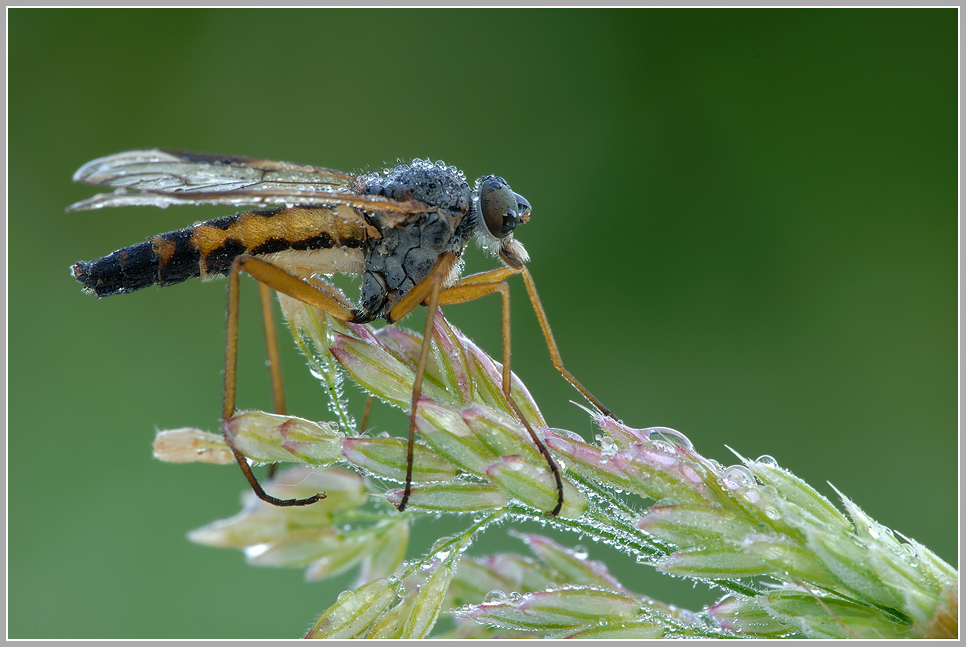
{"left": 72, "top": 241, "right": 159, "bottom": 297}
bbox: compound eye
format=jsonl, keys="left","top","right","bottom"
{"left": 479, "top": 175, "right": 525, "bottom": 239}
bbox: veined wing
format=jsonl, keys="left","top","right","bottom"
{"left": 74, "top": 149, "right": 357, "bottom": 193}
{"left": 68, "top": 149, "right": 435, "bottom": 215}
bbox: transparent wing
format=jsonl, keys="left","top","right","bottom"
{"left": 68, "top": 149, "right": 433, "bottom": 214}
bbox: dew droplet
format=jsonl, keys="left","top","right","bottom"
{"left": 756, "top": 454, "right": 779, "bottom": 468}
{"left": 721, "top": 465, "right": 755, "bottom": 490}
{"left": 763, "top": 505, "right": 782, "bottom": 520}
{"left": 599, "top": 435, "right": 618, "bottom": 458}
{"left": 874, "top": 523, "right": 895, "bottom": 541}
{"left": 483, "top": 589, "right": 507, "bottom": 604}
{"left": 741, "top": 487, "right": 761, "bottom": 504}
{"left": 572, "top": 544, "right": 589, "bottom": 560}
{"left": 646, "top": 427, "right": 693, "bottom": 450}
{"left": 651, "top": 439, "right": 675, "bottom": 454}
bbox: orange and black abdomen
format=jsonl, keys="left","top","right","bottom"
{"left": 72, "top": 206, "right": 373, "bottom": 297}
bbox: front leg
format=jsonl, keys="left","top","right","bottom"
{"left": 434, "top": 268, "right": 564, "bottom": 516}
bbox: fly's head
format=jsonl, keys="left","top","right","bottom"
{"left": 473, "top": 175, "right": 531, "bottom": 269}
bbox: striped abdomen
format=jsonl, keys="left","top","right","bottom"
{"left": 72, "top": 205, "right": 375, "bottom": 297}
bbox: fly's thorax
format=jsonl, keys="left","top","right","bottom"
{"left": 356, "top": 208, "right": 474, "bottom": 322}
{"left": 354, "top": 161, "right": 476, "bottom": 321}
{"left": 360, "top": 159, "right": 472, "bottom": 215}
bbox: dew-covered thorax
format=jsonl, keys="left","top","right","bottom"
{"left": 360, "top": 159, "right": 473, "bottom": 215}
{"left": 355, "top": 160, "right": 478, "bottom": 322}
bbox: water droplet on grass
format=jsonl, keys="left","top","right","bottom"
{"left": 721, "top": 465, "right": 754, "bottom": 490}
{"left": 646, "top": 427, "right": 693, "bottom": 449}
{"left": 483, "top": 589, "right": 507, "bottom": 604}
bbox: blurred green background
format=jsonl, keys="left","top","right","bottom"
{"left": 9, "top": 8, "right": 957, "bottom": 639}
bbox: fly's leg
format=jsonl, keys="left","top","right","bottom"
{"left": 517, "top": 267, "right": 614, "bottom": 419}
{"left": 258, "top": 281, "right": 287, "bottom": 417}
{"left": 441, "top": 266, "right": 616, "bottom": 514}
{"left": 384, "top": 276, "right": 445, "bottom": 514}
{"left": 458, "top": 267, "right": 614, "bottom": 419}
{"left": 386, "top": 259, "right": 595, "bottom": 517}
{"left": 434, "top": 272, "right": 564, "bottom": 516}
{"left": 258, "top": 282, "right": 284, "bottom": 480}
{"left": 224, "top": 254, "right": 356, "bottom": 507}
{"left": 359, "top": 395, "right": 375, "bottom": 434}
{"left": 379, "top": 254, "right": 466, "bottom": 514}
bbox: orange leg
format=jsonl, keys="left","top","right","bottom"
{"left": 358, "top": 395, "right": 375, "bottom": 434}
{"left": 517, "top": 267, "right": 614, "bottom": 419}
{"left": 258, "top": 281, "right": 286, "bottom": 417}
{"left": 223, "top": 254, "right": 355, "bottom": 507}
{"left": 380, "top": 259, "right": 611, "bottom": 517}
{"left": 223, "top": 252, "right": 610, "bottom": 517}
{"left": 435, "top": 275, "right": 565, "bottom": 516}
{"left": 258, "top": 282, "right": 284, "bottom": 480}
{"left": 448, "top": 266, "right": 613, "bottom": 418}
{"left": 384, "top": 260, "right": 450, "bottom": 513}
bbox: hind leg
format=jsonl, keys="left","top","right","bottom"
{"left": 222, "top": 255, "right": 355, "bottom": 507}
